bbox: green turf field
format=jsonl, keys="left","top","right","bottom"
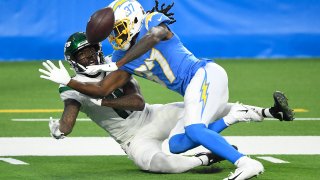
{"left": 1, "top": 59, "right": 320, "bottom": 179}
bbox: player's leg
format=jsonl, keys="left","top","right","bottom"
{"left": 149, "top": 151, "right": 208, "bottom": 173}
{"left": 126, "top": 103, "right": 212, "bottom": 173}
{"left": 170, "top": 63, "right": 243, "bottom": 163}
{"left": 168, "top": 117, "right": 199, "bottom": 153}
{"left": 245, "top": 91, "right": 294, "bottom": 121}
{"left": 168, "top": 102, "right": 261, "bottom": 152}
{"left": 209, "top": 102, "right": 263, "bottom": 133}
{"left": 169, "top": 64, "right": 230, "bottom": 154}
{"left": 183, "top": 63, "right": 264, "bottom": 179}
{"left": 187, "top": 63, "right": 264, "bottom": 179}
{"left": 127, "top": 127, "right": 211, "bottom": 173}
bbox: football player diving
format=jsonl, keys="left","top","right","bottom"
{"left": 40, "top": 1, "right": 294, "bottom": 179}
{"left": 42, "top": 31, "right": 293, "bottom": 175}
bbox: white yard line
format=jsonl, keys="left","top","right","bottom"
{"left": 11, "top": 118, "right": 90, "bottom": 121}
{"left": 0, "top": 158, "right": 29, "bottom": 165}
{"left": 0, "top": 136, "right": 320, "bottom": 156}
{"left": 11, "top": 118, "right": 320, "bottom": 122}
{"left": 0, "top": 137, "right": 125, "bottom": 156}
{"left": 257, "top": 156, "right": 290, "bottom": 163}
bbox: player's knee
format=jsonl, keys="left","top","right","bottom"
{"left": 169, "top": 134, "right": 185, "bottom": 154}
{"left": 185, "top": 123, "right": 207, "bottom": 143}
{"left": 169, "top": 133, "right": 197, "bottom": 154}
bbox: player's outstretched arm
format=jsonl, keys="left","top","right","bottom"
{"left": 93, "top": 77, "right": 145, "bottom": 111}
{"left": 49, "top": 99, "right": 81, "bottom": 139}
{"left": 67, "top": 70, "right": 131, "bottom": 98}
{"left": 116, "top": 23, "right": 173, "bottom": 68}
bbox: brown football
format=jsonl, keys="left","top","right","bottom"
{"left": 86, "top": 7, "right": 115, "bottom": 44}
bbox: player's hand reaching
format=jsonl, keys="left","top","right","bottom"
{"left": 84, "top": 62, "right": 118, "bottom": 74}
{"left": 39, "top": 60, "right": 71, "bottom": 85}
{"left": 49, "top": 118, "right": 65, "bottom": 139}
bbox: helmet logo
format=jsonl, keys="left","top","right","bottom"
{"left": 65, "top": 41, "right": 71, "bottom": 48}
{"left": 78, "top": 40, "right": 89, "bottom": 47}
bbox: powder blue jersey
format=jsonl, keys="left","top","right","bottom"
{"left": 112, "top": 12, "right": 211, "bottom": 95}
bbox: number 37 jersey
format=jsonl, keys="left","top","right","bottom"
{"left": 112, "top": 12, "right": 211, "bottom": 96}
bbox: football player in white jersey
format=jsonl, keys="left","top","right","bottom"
{"left": 44, "top": 32, "right": 294, "bottom": 175}
{"left": 49, "top": 32, "right": 209, "bottom": 173}
{"left": 40, "top": 0, "right": 295, "bottom": 177}
{"left": 40, "top": 1, "right": 295, "bottom": 178}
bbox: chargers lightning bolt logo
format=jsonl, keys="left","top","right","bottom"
{"left": 145, "top": 12, "right": 158, "bottom": 30}
{"left": 200, "top": 70, "right": 209, "bottom": 117}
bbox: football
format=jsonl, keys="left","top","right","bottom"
{"left": 86, "top": 7, "right": 115, "bottom": 44}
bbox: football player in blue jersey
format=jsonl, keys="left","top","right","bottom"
{"left": 39, "top": 1, "right": 294, "bottom": 179}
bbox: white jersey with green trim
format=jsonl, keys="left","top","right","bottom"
{"left": 58, "top": 73, "right": 152, "bottom": 145}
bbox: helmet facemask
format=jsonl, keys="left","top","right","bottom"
{"left": 73, "top": 47, "right": 101, "bottom": 73}
{"left": 64, "top": 32, "right": 105, "bottom": 75}
{"left": 108, "top": 18, "right": 132, "bottom": 51}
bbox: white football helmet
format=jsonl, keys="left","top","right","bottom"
{"left": 108, "top": 0, "right": 145, "bottom": 51}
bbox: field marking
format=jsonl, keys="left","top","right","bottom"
{"left": 11, "top": 117, "right": 320, "bottom": 122}
{"left": 293, "top": 108, "right": 309, "bottom": 112}
{"left": 11, "top": 118, "right": 90, "bottom": 122}
{"left": 0, "top": 109, "right": 62, "bottom": 113}
{"left": 0, "top": 108, "right": 308, "bottom": 113}
{"left": 257, "top": 156, "right": 289, "bottom": 163}
{"left": 0, "top": 158, "right": 29, "bottom": 165}
{"left": 1, "top": 136, "right": 320, "bottom": 156}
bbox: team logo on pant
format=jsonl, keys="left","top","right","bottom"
{"left": 199, "top": 69, "right": 209, "bottom": 117}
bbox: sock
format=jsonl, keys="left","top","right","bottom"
{"left": 169, "top": 133, "right": 199, "bottom": 154}
{"left": 208, "top": 118, "right": 229, "bottom": 133}
{"left": 262, "top": 108, "right": 273, "bottom": 118}
{"left": 244, "top": 105, "right": 264, "bottom": 117}
{"left": 185, "top": 124, "right": 243, "bottom": 163}
{"left": 197, "top": 154, "right": 209, "bottom": 166}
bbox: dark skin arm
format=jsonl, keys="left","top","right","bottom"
{"left": 116, "top": 23, "right": 173, "bottom": 67}
{"left": 67, "top": 69, "right": 131, "bottom": 98}
{"left": 101, "top": 77, "right": 145, "bottom": 111}
{"left": 59, "top": 77, "right": 145, "bottom": 135}
{"left": 59, "top": 99, "right": 81, "bottom": 135}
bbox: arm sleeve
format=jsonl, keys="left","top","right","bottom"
{"left": 59, "top": 85, "right": 83, "bottom": 105}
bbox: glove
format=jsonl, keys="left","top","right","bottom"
{"left": 39, "top": 60, "right": 71, "bottom": 85}
{"left": 89, "top": 98, "right": 102, "bottom": 106}
{"left": 84, "top": 62, "right": 118, "bottom": 74}
{"left": 49, "top": 118, "right": 65, "bottom": 139}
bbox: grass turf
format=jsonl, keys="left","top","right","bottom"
{"left": 0, "top": 59, "right": 320, "bottom": 179}
{"left": 1, "top": 155, "right": 320, "bottom": 180}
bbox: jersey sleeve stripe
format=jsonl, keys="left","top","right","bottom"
{"left": 59, "top": 86, "right": 74, "bottom": 94}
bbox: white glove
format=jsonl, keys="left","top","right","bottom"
{"left": 89, "top": 98, "right": 102, "bottom": 106}
{"left": 84, "top": 62, "right": 118, "bottom": 74}
{"left": 39, "top": 60, "right": 71, "bottom": 85}
{"left": 49, "top": 118, "right": 65, "bottom": 139}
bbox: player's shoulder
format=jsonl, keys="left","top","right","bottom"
{"left": 58, "top": 74, "right": 97, "bottom": 101}
{"left": 143, "top": 12, "right": 171, "bottom": 30}
{"left": 58, "top": 84, "right": 81, "bottom": 102}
